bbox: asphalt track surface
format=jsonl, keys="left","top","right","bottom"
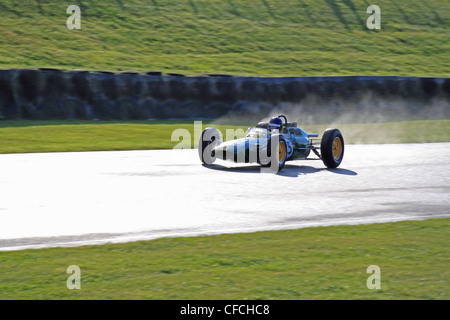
{"left": 0, "top": 143, "right": 449, "bottom": 251}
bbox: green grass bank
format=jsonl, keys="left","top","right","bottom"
{"left": 0, "top": 0, "right": 448, "bottom": 76}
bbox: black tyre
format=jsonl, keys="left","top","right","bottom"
{"left": 320, "top": 129, "right": 344, "bottom": 168}
{"left": 262, "top": 134, "right": 288, "bottom": 172}
{"left": 198, "top": 127, "right": 220, "bottom": 164}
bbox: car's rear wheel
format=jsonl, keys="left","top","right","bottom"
{"left": 320, "top": 129, "right": 344, "bottom": 168}
{"left": 262, "top": 134, "right": 287, "bottom": 172}
{"left": 198, "top": 127, "right": 220, "bottom": 164}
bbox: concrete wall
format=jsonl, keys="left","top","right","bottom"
{"left": 0, "top": 68, "right": 448, "bottom": 123}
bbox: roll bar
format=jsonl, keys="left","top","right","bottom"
{"left": 278, "top": 115, "right": 288, "bottom": 126}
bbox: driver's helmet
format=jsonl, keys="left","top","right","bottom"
{"left": 268, "top": 117, "right": 283, "bottom": 130}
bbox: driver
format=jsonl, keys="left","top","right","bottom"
{"left": 268, "top": 116, "right": 283, "bottom": 131}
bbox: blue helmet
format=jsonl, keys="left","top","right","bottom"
{"left": 269, "top": 117, "right": 283, "bottom": 130}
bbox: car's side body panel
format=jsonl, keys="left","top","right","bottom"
{"left": 211, "top": 126, "right": 317, "bottom": 164}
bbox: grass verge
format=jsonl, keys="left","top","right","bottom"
{"left": 0, "top": 119, "right": 449, "bottom": 154}
{"left": 0, "top": 0, "right": 448, "bottom": 76}
{"left": 0, "top": 218, "right": 448, "bottom": 299}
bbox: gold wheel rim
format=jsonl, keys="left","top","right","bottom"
{"left": 332, "top": 137, "right": 342, "bottom": 161}
{"left": 278, "top": 141, "right": 286, "bottom": 163}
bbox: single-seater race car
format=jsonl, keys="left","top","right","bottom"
{"left": 198, "top": 115, "right": 344, "bottom": 172}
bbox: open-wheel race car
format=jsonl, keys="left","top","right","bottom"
{"left": 198, "top": 115, "right": 344, "bottom": 172}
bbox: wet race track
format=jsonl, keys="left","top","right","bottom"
{"left": 0, "top": 143, "right": 449, "bottom": 250}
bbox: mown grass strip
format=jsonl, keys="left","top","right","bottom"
{"left": 0, "top": 218, "right": 448, "bottom": 299}
{"left": 0, "top": 119, "right": 449, "bottom": 154}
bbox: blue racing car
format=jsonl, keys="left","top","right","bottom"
{"left": 199, "top": 115, "right": 344, "bottom": 172}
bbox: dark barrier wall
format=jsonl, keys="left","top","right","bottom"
{"left": 0, "top": 68, "right": 449, "bottom": 123}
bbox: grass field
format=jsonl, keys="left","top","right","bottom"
{"left": 0, "top": 218, "right": 448, "bottom": 299}
{"left": 0, "top": 119, "right": 449, "bottom": 154}
{"left": 0, "top": 0, "right": 448, "bottom": 76}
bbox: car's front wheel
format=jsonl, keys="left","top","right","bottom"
{"left": 262, "top": 134, "right": 288, "bottom": 172}
{"left": 320, "top": 128, "right": 344, "bottom": 168}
